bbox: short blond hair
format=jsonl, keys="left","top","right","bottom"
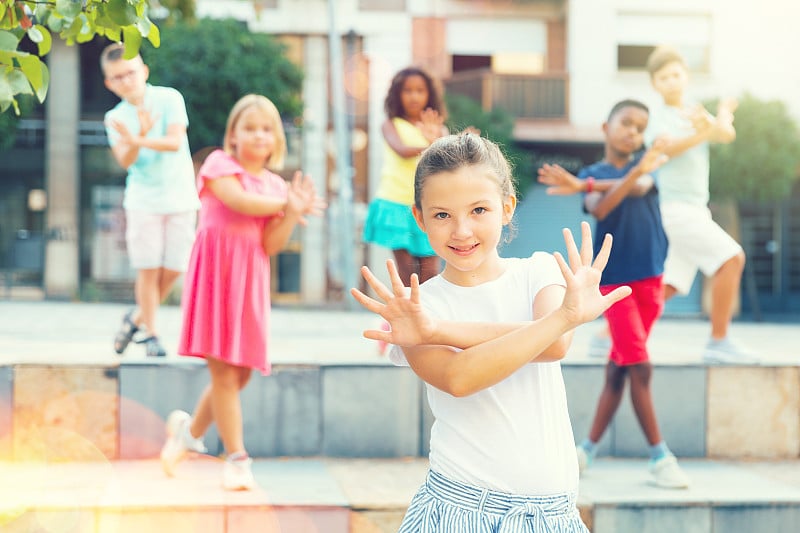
{"left": 223, "top": 94, "right": 287, "bottom": 170}
{"left": 646, "top": 45, "right": 686, "bottom": 77}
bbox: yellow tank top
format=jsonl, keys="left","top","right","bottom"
{"left": 376, "top": 117, "right": 429, "bottom": 205}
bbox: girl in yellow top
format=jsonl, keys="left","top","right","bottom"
{"left": 364, "top": 67, "right": 448, "bottom": 285}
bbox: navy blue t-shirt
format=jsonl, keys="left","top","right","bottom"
{"left": 579, "top": 154, "right": 668, "bottom": 286}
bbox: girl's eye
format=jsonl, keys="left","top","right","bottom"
{"left": 473, "top": 207, "right": 487, "bottom": 215}
{"left": 433, "top": 212, "right": 449, "bottom": 220}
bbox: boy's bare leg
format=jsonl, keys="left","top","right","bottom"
{"left": 135, "top": 268, "right": 162, "bottom": 335}
{"left": 663, "top": 284, "right": 678, "bottom": 301}
{"left": 628, "top": 363, "right": 663, "bottom": 446}
{"left": 159, "top": 268, "right": 181, "bottom": 301}
{"left": 709, "top": 252, "right": 745, "bottom": 340}
{"left": 588, "top": 362, "right": 628, "bottom": 443}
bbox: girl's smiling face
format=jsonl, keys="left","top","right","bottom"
{"left": 413, "top": 164, "right": 516, "bottom": 286}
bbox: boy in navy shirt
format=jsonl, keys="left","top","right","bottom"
{"left": 538, "top": 99, "right": 690, "bottom": 489}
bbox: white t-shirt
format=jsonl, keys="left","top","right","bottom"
{"left": 644, "top": 102, "right": 710, "bottom": 207}
{"left": 390, "top": 252, "right": 578, "bottom": 496}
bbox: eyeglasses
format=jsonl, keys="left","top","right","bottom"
{"left": 107, "top": 69, "right": 139, "bottom": 84}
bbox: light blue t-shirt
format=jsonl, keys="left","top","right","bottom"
{"left": 644, "top": 103, "right": 709, "bottom": 207}
{"left": 105, "top": 85, "right": 201, "bottom": 213}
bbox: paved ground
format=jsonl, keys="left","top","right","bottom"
{"left": 1, "top": 300, "right": 797, "bottom": 366}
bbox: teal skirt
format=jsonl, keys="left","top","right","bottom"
{"left": 363, "top": 198, "right": 436, "bottom": 257}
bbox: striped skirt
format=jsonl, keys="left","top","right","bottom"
{"left": 398, "top": 470, "right": 589, "bottom": 533}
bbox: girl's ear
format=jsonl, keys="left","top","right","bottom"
{"left": 412, "top": 205, "right": 426, "bottom": 232}
{"left": 502, "top": 195, "right": 517, "bottom": 225}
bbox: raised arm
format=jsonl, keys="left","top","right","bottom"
{"left": 352, "top": 222, "right": 631, "bottom": 397}
{"left": 206, "top": 176, "right": 288, "bottom": 217}
{"left": 262, "top": 171, "right": 326, "bottom": 256}
{"left": 382, "top": 119, "right": 428, "bottom": 158}
{"left": 658, "top": 101, "right": 737, "bottom": 158}
{"left": 108, "top": 109, "right": 184, "bottom": 169}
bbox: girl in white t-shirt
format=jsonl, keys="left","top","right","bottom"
{"left": 352, "top": 132, "right": 630, "bottom": 532}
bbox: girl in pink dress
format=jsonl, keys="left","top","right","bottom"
{"left": 160, "top": 94, "right": 325, "bottom": 490}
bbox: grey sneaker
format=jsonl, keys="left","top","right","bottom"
{"left": 588, "top": 332, "right": 611, "bottom": 358}
{"left": 703, "top": 338, "right": 759, "bottom": 364}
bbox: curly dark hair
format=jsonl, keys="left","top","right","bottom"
{"left": 384, "top": 67, "right": 447, "bottom": 121}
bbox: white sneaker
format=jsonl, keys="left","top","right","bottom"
{"left": 160, "top": 410, "right": 207, "bottom": 477}
{"left": 649, "top": 455, "right": 690, "bottom": 489}
{"left": 702, "top": 338, "right": 760, "bottom": 365}
{"left": 588, "top": 333, "right": 611, "bottom": 358}
{"left": 576, "top": 445, "right": 591, "bottom": 475}
{"left": 222, "top": 457, "right": 256, "bottom": 491}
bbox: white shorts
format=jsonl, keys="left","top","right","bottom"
{"left": 660, "top": 202, "right": 743, "bottom": 295}
{"left": 125, "top": 210, "right": 197, "bottom": 271}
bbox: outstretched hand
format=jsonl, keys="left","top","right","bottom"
{"left": 350, "top": 260, "right": 437, "bottom": 347}
{"left": 636, "top": 137, "right": 669, "bottom": 175}
{"left": 553, "top": 222, "right": 632, "bottom": 327}
{"left": 537, "top": 164, "right": 584, "bottom": 196}
{"left": 418, "top": 108, "right": 445, "bottom": 144}
{"left": 285, "top": 171, "right": 327, "bottom": 226}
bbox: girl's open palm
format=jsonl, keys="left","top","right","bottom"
{"left": 350, "top": 260, "right": 437, "bottom": 347}
{"left": 553, "top": 222, "right": 632, "bottom": 326}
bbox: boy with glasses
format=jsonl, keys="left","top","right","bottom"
{"left": 101, "top": 43, "right": 200, "bottom": 358}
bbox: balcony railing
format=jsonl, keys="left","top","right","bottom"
{"left": 445, "top": 69, "right": 569, "bottom": 120}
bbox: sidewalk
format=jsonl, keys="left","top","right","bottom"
{"left": 1, "top": 300, "right": 797, "bottom": 365}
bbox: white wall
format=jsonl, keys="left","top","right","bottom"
{"left": 568, "top": 0, "right": 800, "bottom": 127}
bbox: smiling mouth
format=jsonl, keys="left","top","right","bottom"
{"left": 449, "top": 243, "right": 479, "bottom": 255}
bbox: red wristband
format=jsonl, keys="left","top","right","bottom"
{"left": 585, "top": 177, "right": 595, "bottom": 193}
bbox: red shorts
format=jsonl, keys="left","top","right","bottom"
{"left": 600, "top": 275, "right": 664, "bottom": 366}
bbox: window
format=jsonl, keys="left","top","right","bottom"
{"left": 616, "top": 12, "right": 711, "bottom": 73}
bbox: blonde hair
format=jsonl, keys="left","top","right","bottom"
{"left": 223, "top": 94, "right": 287, "bottom": 170}
{"left": 646, "top": 45, "right": 686, "bottom": 77}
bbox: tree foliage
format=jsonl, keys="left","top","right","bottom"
{"left": 445, "top": 93, "right": 534, "bottom": 196}
{"left": 0, "top": 0, "right": 159, "bottom": 114}
{"left": 143, "top": 17, "right": 304, "bottom": 151}
{"left": 708, "top": 93, "right": 800, "bottom": 203}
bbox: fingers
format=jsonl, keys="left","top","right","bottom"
{"left": 360, "top": 265, "right": 393, "bottom": 302}
{"left": 591, "top": 233, "right": 613, "bottom": 272}
{"left": 602, "top": 285, "right": 632, "bottom": 308}
{"left": 349, "top": 287, "right": 382, "bottom": 314}
{"left": 561, "top": 228, "right": 581, "bottom": 272}
{"left": 579, "top": 221, "right": 593, "bottom": 266}
{"left": 386, "top": 259, "right": 406, "bottom": 297}
{"left": 553, "top": 251, "right": 575, "bottom": 285}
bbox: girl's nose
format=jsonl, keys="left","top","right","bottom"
{"left": 452, "top": 219, "right": 472, "bottom": 239}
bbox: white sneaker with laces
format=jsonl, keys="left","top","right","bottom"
{"left": 223, "top": 457, "right": 256, "bottom": 491}
{"left": 160, "top": 410, "right": 206, "bottom": 477}
{"left": 587, "top": 333, "right": 611, "bottom": 358}
{"left": 702, "top": 338, "right": 760, "bottom": 365}
{"left": 649, "top": 455, "right": 690, "bottom": 489}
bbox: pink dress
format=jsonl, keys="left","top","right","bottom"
{"left": 178, "top": 150, "right": 288, "bottom": 374}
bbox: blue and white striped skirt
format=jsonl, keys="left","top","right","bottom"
{"left": 398, "top": 470, "right": 589, "bottom": 533}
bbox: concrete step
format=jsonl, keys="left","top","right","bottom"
{"left": 2, "top": 457, "right": 799, "bottom": 533}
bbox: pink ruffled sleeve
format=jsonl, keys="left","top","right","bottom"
{"left": 196, "top": 150, "right": 245, "bottom": 195}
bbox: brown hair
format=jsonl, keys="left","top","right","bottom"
{"left": 414, "top": 132, "right": 515, "bottom": 209}
{"left": 223, "top": 94, "right": 287, "bottom": 170}
{"left": 646, "top": 45, "right": 686, "bottom": 77}
{"left": 384, "top": 67, "right": 447, "bottom": 121}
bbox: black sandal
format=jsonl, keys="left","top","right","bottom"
{"left": 113, "top": 309, "right": 139, "bottom": 355}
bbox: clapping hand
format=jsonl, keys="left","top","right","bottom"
{"left": 285, "top": 171, "right": 327, "bottom": 226}
{"left": 537, "top": 164, "right": 585, "bottom": 195}
{"left": 350, "top": 260, "right": 437, "bottom": 348}
{"left": 553, "top": 222, "right": 632, "bottom": 327}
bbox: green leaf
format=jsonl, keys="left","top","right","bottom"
{"left": 18, "top": 54, "right": 42, "bottom": 94}
{"left": 0, "top": 29, "right": 19, "bottom": 51}
{"left": 105, "top": 26, "right": 121, "bottom": 43}
{"left": 7, "top": 69, "right": 32, "bottom": 95}
{"left": 36, "top": 61, "right": 49, "bottom": 102}
{"left": 147, "top": 19, "right": 160, "bottom": 47}
{"left": 107, "top": 0, "right": 138, "bottom": 26}
{"left": 55, "top": 0, "right": 82, "bottom": 19}
{"left": 32, "top": 25, "right": 51, "bottom": 56}
{"left": 122, "top": 25, "right": 142, "bottom": 58}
